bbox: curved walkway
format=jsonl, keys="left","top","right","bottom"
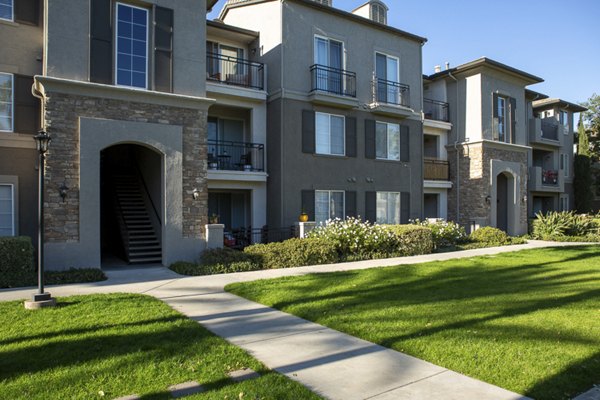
{"left": 0, "top": 241, "right": 590, "bottom": 399}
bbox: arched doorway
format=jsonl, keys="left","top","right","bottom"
{"left": 496, "top": 173, "right": 509, "bottom": 232}
{"left": 100, "top": 144, "right": 163, "bottom": 266}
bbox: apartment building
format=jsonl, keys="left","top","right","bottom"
{"left": 219, "top": 0, "right": 426, "bottom": 228}
{"left": 1, "top": 0, "right": 222, "bottom": 269}
{"left": 425, "top": 58, "right": 585, "bottom": 235}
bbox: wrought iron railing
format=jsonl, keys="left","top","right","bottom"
{"left": 424, "top": 159, "right": 449, "bottom": 181}
{"left": 542, "top": 169, "right": 559, "bottom": 186}
{"left": 206, "top": 52, "right": 265, "bottom": 90}
{"left": 423, "top": 98, "right": 449, "bottom": 122}
{"left": 207, "top": 140, "right": 265, "bottom": 172}
{"left": 373, "top": 78, "right": 410, "bottom": 107}
{"left": 310, "top": 64, "right": 357, "bottom": 98}
{"left": 541, "top": 119, "right": 559, "bottom": 141}
{"left": 226, "top": 225, "right": 297, "bottom": 249}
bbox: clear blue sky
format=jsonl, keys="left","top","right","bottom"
{"left": 209, "top": 0, "right": 600, "bottom": 104}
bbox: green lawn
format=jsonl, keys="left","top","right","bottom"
{"left": 227, "top": 246, "right": 600, "bottom": 400}
{"left": 0, "top": 293, "right": 321, "bottom": 400}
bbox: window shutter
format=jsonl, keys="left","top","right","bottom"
{"left": 345, "top": 116, "right": 356, "bottom": 157}
{"left": 345, "top": 191, "right": 356, "bottom": 218}
{"left": 301, "top": 190, "right": 315, "bottom": 221}
{"left": 365, "top": 119, "right": 376, "bottom": 159}
{"left": 15, "top": 0, "right": 40, "bottom": 25}
{"left": 401, "top": 192, "right": 410, "bottom": 224}
{"left": 302, "top": 110, "right": 316, "bottom": 153}
{"left": 509, "top": 97, "right": 517, "bottom": 144}
{"left": 400, "top": 125, "right": 410, "bottom": 162}
{"left": 365, "top": 191, "right": 376, "bottom": 223}
{"left": 90, "top": 0, "right": 113, "bottom": 85}
{"left": 154, "top": 6, "right": 173, "bottom": 93}
{"left": 14, "top": 75, "right": 39, "bottom": 135}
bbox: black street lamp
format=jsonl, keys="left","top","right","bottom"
{"left": 25, "top": 130, "right": 56, "bottom": 309}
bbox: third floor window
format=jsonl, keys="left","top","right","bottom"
{"left": 493, "top": 93, "right": 516, "bottom": 143}
{"left": 375, "top": 52, "right": 399, "bottom": 104}
{"left": 0, "top": 0, "right": 12, "bottom": 21}
{"left": 116, "top": 3, "right": 148, "bottom": 89}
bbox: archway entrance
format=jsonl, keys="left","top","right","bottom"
{"left": 100, "top": 144, "right": 163, "bottom": 266}
{"left": 496, "top": 173, "right": 509, "bottom": 232}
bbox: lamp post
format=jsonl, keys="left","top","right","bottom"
{"left": 25, "top": 130, "right": 56, "bottom": 309}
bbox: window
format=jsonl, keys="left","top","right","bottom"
{"left": 375, "top": 121, "right": 400, "bottom": 160}
{"left": 116, "top": 3, "right": 148, "bottom": 89}
{"left": 314, "top": 36, "right": 343, "bottom": 94}
{"left": 559, "top": 110, "right": 569, "bottom": 134}
{"left": 315, "top": 190, "right": 344, "bottom": 223}
{"left": 497, "top": 96, "right": 507, "bottom": 142}
{"left": 375, "top": 52, "right": 399, "bottom": 104}
{"left": 560, "top": 153, "right": 569, "bottom": 178}
{"left": 560, "top": 195, "right": 569, "bottom": 212}
{"left": 0, "top": 73, "right": 12, "bottom": 132}
{"left": 316, "top": 112, "right": 345, "bottom": 155}
{"left": 0, "top": 0, "right": 12, "bottom": 21}
{"left": 376, "top": 192, "right": 400, "bottom": 224}
{"left": 0, "top": 184, "right": 14, "bottom": 236}
{"left": 370, "top": 2, "right": 387, "bottom": 24}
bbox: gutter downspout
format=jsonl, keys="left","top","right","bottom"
{"left": 448, "top": 70, "right": 460, "bottom": 223}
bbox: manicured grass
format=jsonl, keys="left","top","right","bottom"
{"left": 0, "top": 293, "right": 321, "bottom": 400}
{"left": 227, "top": 246, "right": 600, "bottom": 400}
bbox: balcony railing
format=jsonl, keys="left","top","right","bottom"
{"left": 208, "top": 139, "right": 265, "bottom": 172}
{"left": 373, "top": 78, "right": 410, "bottom": 107}
{"left": 423, "top": 98, "right": 449, "bottom": 122}
{"left": 541, "top": 119, "right": 559, "bottom": 141}
{"left": 424, "top": 159, "right": 449, "bottom": 180}
{"left": 310, "top": 64, "right": 357, "bottom": 98}
{"left": 542, "top": 169, "right": 559, "bottom": 186}
{"left": 206, "top": 52, "right": 265, "bottom": 90}
{"left": 227, "top": 225, "right": 297, "bottom": 249}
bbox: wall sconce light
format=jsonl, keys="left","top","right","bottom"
{"left": 347, "top": 177, "right": 357, "bottom": 183}
{"left": 192, "top": 188, "right": 200, "bottom": 200}
{"left": 485, "top": 195, "right": 491, "bottom": 204}
{"left": 59, "top": 183, "right": 68, "bottom": 202}
{"left": 522, "top": 195, "right": 527, "bottom": 204}
{"left": 366, "top": 177, "right": 374, "bottom": 183}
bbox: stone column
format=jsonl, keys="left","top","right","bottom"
{"left": 206, "top": 224, "right": 224, "bottom": 249}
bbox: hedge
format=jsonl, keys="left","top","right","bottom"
{"left": 384, "top": 225, "right": 434, "bottom": 256}
{"left": 0, "top": 236, "right": 35, "bottom": 288}
{"left": 244, "top": 237, "right": 339, "bottom": 269}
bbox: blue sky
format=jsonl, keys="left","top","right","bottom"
{"left": 209, "top": 0, "right": 600, "bottom": 105}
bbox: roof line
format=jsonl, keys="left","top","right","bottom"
{"left": 426, "top": 57, "right": 543, "bottom": 84}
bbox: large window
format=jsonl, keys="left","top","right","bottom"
{"left": 375, "top": 52, "right": 399, "bottom": 104}
{"left": 0, "top": 0, "right": 12, "bottom": 21}
{"left": 496, "top": 96, "right": 507, "bottom": 142}
{"left": 314, "top": 36, "right": 344, "bottom": 94}
{"left": 376, "top": 121, "right": 400, "bottom": 160}
{"left": 116, "top": 3, "right": 148, "bottom": 89}
{"left": 0, "top": 184, "right": 14, "bottom": 236}
{"left": 0, "top": 73, "right": 12, "bottom": 132}
{"left": 315, "top": 190, "right": 344, "bottom": 223}
{"left": 559, "top": 110, "right": 569, "bottom": 134}
{"left": 376, "top": 192, "right": 400, "bottom": 225}
{"left": 316, "top": 112, "right": 345, "bottom": 155}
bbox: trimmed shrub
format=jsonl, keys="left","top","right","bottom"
{"left": 384, "top": 225, "right": 434, "bottom": 256}
{"left": 170, "top": 247, "right": 261, "bottom": 276}
{"left": 412, "top": 219, "right": 467, "bottom": 249}
{"left": 45, "top": 268, "right": 106, "bottom": 285}
{"left": 470, "top": 227, "right": 510, "bottom": 245}
{"left": 0, "top": 236, "right": 35, "bottom": 288}
{"left": 244, "top": 237, "right": 339, "bottom": 269}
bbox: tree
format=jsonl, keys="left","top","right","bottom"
{"left": 581, "top": 93, "right": 600, "bottom": 161}
{"left": 574, "top": 118, "right": 593, "bottom": 212}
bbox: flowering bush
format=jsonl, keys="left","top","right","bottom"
{"left": 411, "top": 219, "right": 467, "bottom": 249}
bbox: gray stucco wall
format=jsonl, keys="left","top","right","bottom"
{"left": 268, "top": 98, "right": 423, "bottom": 228}
{"left": 0, "top": 12, "right": 43, "bottom": 77}
{"left": 45, "top": 0, "right": 207, "bottom": 96}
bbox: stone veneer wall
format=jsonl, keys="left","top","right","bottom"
{"left": 43, "top": 91, "right": 208, "bottom": 242}
{"left": 448, "top": 142, "right": 528, "bottom": 230}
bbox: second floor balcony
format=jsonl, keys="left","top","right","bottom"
{"left": 423, "top": 98, "right": 450, "bottom": 122}
{"left": 208, "top": 139, "right": 265, "bottom": 173}
{"left": 529, "top": 117, "right": 563, "bottom": 147}
{"left": 529, "top": 166, "right": 564, "bottom": 193}
{"left": 424, "top": 158, "right": 449, "bottom": 181}
{"left": 207, "top": 52, "right": 265, "bottom": 91}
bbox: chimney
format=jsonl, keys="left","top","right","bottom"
{"left": 434, "top": 65, "right": 442, "bottom": 73}
{"left": 445, "top": 62, "right": 450, "bottom": 70}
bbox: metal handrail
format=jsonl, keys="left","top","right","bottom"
{"left": 423, "top": 98, "right": 449, "bottom": 122}
{"left": 206, "top": 52, "right": 265, "bottom": 90}
{"left": 207, "top": 139, "right": 265, "bottom": 172}
{"left": 373, "top": 77, "right": 410, "bottom": 107}
{"left": 310, "top": 64, "right": 357, "bottom": 98}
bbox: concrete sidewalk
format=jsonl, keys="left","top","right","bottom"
{"left": 0, "top": 241, "right": 589, "bottom": 399}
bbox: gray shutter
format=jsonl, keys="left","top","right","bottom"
{"left": 509, "top": 97, "right": 517, "bottom": 144}
{"left": 15, "top": 0, "right": 39, "bottom": 25}
{"left": 365, "top": 191, "right": 376, "bottom": 223}
{"left": 14, "top": 75, "right": 39, "bottom": 135}
{"left": 345, "top": 116, "right": 357, "bottom": 157}
{"left": 154, "top": 6, "right": 173, "bottom": 93}
{"left": 301, "top": 190, "right": 315, "bottom": 221}
{"left": 365, "top": 119, "right": 376, "bottom": 159}
{"left": 400, "top": 125, "right": 410, "bottom": 162}
{"left": 345, "top": 191, "right": 356, "bottom": 218}
{"left": 90, "top": 0, "right": 113, "bottom": 84}
{"left": 302, "top": 110, "right": 316, "bottom": 153}
{"left": 401, "top": 192, "right": 410, "bottom": 224}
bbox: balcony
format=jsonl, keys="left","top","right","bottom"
{"left": 308, "top": 64, "right": 358, "bottom": 108}
{"left": 206, "top": 52, "right": 265, "bottom": 91}
{"left": 208, "top": 140, "right": 265, "bottom": 173}
{"left": 370, "top": 78, "right": 412, "bottom": 118}
{"left": 529, "top": 166, "right": 564, "bottom": 193}
{"left": 423, "top": 98, "right": 449, "bottom": 122}
{"left": 424, "top": 159, "right": 449, "bottom": 181}
{"left": 529, "top": 118, "right": 563, "bottom": 147}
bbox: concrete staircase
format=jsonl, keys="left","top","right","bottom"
{"left": 112, "top": 174, "right": 162, "bottom": 264}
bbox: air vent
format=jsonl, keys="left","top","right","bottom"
{"left": 312, "top": 0, "right": 332, "bottom": 6}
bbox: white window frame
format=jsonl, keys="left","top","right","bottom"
{"left": 0, "top": 0, "right": 13, "bottom": 22}
{"left": 375, "top": 121, "right": 400, "bottom": 161}
{"left": 315, "top": 190, "right": 345, "bottom": 223}
{"left": 374, "top": 51, "right": 400, "bottom": 83}
{"left": 376, "top": 191, "right": 401, "bottom": 225}
{"left": 0, "top": 72, "right": 13, "bottom": 133}
{"left": 115, "top": 2, "right": 149, "bottom": 90}
{"left": 0, "top": 183, "right": 15, "bottom": 237}
{"left": 315, "top": 112, "right": 345, "bottom": 156}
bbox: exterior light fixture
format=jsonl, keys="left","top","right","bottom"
{"left": 59, "top": 183, "right": 68, "bottom": 202}
{"left": 192, "top": 188, "right": 200, "bottom": 200}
